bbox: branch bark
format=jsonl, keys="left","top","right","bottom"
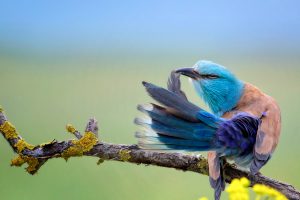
{"left": 0, "top": 108, "right": 299, "bottom": 199}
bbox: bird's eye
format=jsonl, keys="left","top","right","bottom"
{"left": 200, "top": 74, "right": 219, "bottom": 79}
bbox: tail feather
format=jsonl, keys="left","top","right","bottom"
{"left": 136, "top": 132, "right": 213, "bottom": 147}
{"left": 134, "top": 117, "right": 213, "bottom": 141}
{"left": 142, "top": 81, "right": 202, "bottom": 122}
{"left": 142, "top": 81, "right": 222, "bottom": 128}
{"left": 135, "top": 106, "right": 218, "bottom": 151}
{"left": 135, "top": 105, "right": 216, "bottom": 140}
{"left": 136, "top": 132, "right": 213, "bottom": 151}
{"left": 137, "top": 143, "right": 210, "bottom": 151}
{"left": 137, "top": 104, "right": 216, "bottom": 140}
{"left": 138, "top": 104, "right": 195, "bottom": 130}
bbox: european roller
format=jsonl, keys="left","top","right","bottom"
{"left": 135, "top": 60, "right": 281, "bottom": 200}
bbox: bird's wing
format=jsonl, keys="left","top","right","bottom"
{"left": 250, "top": 101, "right": 281, "bottom": 174}
{"left": 167, "top": 71, "right": 188, "bottom": 100}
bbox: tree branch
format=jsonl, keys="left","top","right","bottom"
{"left": 0, "top": 107, "right": 299, "bottom": 199}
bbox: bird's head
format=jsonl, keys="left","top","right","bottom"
{"left": 176, "top": 60, "right": 244, "bottom": 116}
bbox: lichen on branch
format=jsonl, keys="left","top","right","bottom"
{"left": 62, "top": 131, "right": 98, "bottom": 160}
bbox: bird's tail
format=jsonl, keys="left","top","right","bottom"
{"left": 135, "top": 81, "right": 224, "bottom": 151}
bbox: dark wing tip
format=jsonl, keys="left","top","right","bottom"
{"left": 142, "top": 81, "right": 150, "bottom": 87}
{"left": 142, "top": 81, "right": 158, "bottom": 91}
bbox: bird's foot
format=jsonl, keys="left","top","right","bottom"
{"left": 221, "top": 159, "right": 236, "bottom": 169}
{"left": 249, "top": 171, "right": 262, "bottom": 184}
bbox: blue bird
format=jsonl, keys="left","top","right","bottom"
{"left": 135, "top": 60, "right": 281, "bottom": 200}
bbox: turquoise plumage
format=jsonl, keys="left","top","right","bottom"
{"left": 192, "top": 61, "right": 244, "bottom": 116}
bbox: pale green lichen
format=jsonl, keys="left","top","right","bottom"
{"left": 14, "top": 139, "right": 35, "bottom": 152}
{"left": 61, "top": 131, "right": 98, "bottom": 160}
{"left": 197, "top": 159, "right": 209, "bottom": 175}
{"left": 66, "top": 124, "right": 76, "bottom": 134}
{"left": 197, "top": 159, "right": 207, "bottom": 168}
{"left": 0, "top": 121, "right": 18, "bottom": 139}
{"left": 119, "top": 149, "right": 131, "bottom": 161}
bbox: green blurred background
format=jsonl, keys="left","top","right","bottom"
{"left": 1, "top": 1, "right": 300, "bottom": 200}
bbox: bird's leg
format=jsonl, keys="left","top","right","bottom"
{"left": 220, "top": 158, "right": 227, "bottom": 186}
{"left": 219, "top": 157, "right": 227, "bottom": 190}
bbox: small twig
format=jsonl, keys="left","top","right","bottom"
{"left": 0, "top": 108, "right": 299, "bottom": 199}
{"left": 66, "top": 124, "right": 83, "bottom": 139}
{"left": 85, "top": 117, "right": 98, "bottom": 137}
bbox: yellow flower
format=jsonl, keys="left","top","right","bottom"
{"left": 240, "top": 177, "right": 250, "bottom": 187}
{"left": 200, "top": 177, "right": 287, "bottom": 200}
{"left": 253, "top": 183, "right": 287, "bottom": 200}
{"left": 199, "top": 197, "right": 208, "bottom": 200}
{"left": 226, "top": 177, "right": 249, "bottom": 200}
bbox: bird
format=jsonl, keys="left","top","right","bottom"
{"left": 135, "top": 60, "right": 281, "bottom": 200}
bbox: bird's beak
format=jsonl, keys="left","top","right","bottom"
{"left": 175, "top": 67, "right": 201, "bottom": 79}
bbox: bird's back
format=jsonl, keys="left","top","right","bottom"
{"left": 223, "top": 83, "right": 281, "bottom": 154}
